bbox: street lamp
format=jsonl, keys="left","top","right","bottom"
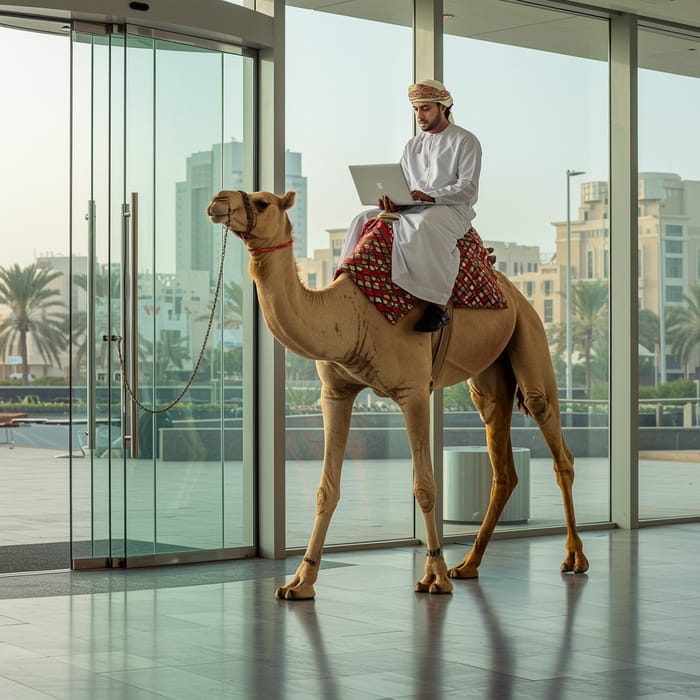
{"left": 566, "top": 169, "right": 585, "bottom": 423}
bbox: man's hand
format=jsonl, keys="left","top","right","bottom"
{"left": 410, "top": 190, "right": 435, "bottom": 204}
{"left": 377, "top": 195, "right": 405, "bottom": 212}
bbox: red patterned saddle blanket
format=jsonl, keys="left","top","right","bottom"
{"left": 335, "top": 217, "right": 508, "bottom": 324}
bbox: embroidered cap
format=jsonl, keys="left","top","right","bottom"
{"left": 408, "top": 79, "right": 453, "bottom": 107}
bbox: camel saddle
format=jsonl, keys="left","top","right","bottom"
{"left": 335, "top": 216, "right": 507, "bottom": 325}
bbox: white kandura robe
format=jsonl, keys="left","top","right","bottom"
{"left": 340, "top": 123, "right": 482, "bottom": 305}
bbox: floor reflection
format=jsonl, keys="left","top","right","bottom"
{"left": 544, "top": 573, "right": 589, "bottom": 700}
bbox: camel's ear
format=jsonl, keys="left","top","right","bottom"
{"left": 279, "top": 191, "right": 296, "bottom": 211}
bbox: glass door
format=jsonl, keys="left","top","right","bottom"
{"left": 71, "top": 23, "right": 256, "bottom": 567}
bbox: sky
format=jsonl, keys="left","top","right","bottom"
{"left": 1, "top": 9, "right": 699, "bottom": 270}
{"left": 1, "top": 27, "right": 70, "bottom": 266}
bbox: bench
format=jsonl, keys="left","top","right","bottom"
{"left": 0, "top": 412, "right": 29, "bottom": 449}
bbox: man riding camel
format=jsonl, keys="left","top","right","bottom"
{"left": 340, "top": 78, "right": 482, "bottom": 333}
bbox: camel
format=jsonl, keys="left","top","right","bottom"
{"left": 207, "top": 189, "right": 589, "bottom": 600}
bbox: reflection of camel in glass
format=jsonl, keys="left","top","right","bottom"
{"left": 208, "top": 190, "right": 590, "bottom": 599}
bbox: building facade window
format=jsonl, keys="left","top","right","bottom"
{"left": 544, "top": 299, "right": 553, "bottom": 323}
{"left": 665, "top": 258, "right": 683, "bottom": 278}
{"left": 665, "top": 285, "right": 684, "bottom": 303}
{"left": 603, "top": 249, "right": 609, "bottom": 278}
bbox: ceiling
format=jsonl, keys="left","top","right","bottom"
{"left": 290, "top": 0, "right": 700, "bottom": 76}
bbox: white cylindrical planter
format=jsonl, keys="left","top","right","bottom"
{"left": 443, "top": 446, "right": 531, "bottom": 524}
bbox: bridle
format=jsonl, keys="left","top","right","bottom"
{"left": 226, "top": 190, "right": 294, "bottom": 255}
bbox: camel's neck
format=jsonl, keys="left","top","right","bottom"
{"left": 249, "top": 247, "right": 356, "bottom": 362}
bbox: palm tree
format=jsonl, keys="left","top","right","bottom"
{"left": 552, "top": 279, "right": 608, "bottom": 396}
{"left": 222, "top": 280, "right": 244, "bottom": 329}
{"left": 0, "top": 263, "right": 68, "bottom": 382}
{"left": 72, "top": 264, "right": 120, "bottom": 378}
{"left": 154, "top": 330, "right": 190, "bottom": 383}
{"left": 666, "top": 284, "right": 700, "bottom": 375}
{"left": 639, "top": 308, "right": 660, "bottom": 357}
{"left": 197, "top": 280, "right": 243, "bottom": 330}
{"left": 71, "top": 264, "right": 121, "bottom": 371}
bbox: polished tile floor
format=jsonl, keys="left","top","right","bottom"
{"left": 1, "top": 524, "right": 700, "bottom": 699}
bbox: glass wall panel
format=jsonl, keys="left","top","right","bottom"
{"left": 71, "top": 26, "right": 256, "bottom": 564}
{"left": 443, "top": 5, "right": 610, "bottom": 537}
{"left": 284, "top": 5, "right": 414, "bottom": 547}
{"left": 638, "top": 27, "right": 700, "bottom": 520}
{"left": 0, "top": 22, "right": 72, "bottom": 572}
{"left": 122, "top": 38, "right": 256, "bottom": 556}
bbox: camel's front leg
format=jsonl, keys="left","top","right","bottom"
{"left": 275, "top": 370, "right": 359, "bottom": 600}
{"left": 399, "top": 393, "right": 452, "bottom": 594}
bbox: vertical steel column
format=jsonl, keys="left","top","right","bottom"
{"left": 414, "top": 0, "right": 443, "bottom": 82}
{"left": 610, "top": 14, "right": 639, "bottom": 528}
{"left": 257, "top": 0, "right": 287, "bottom": 558}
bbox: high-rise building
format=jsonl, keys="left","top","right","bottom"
{"left": 175, "top": 140, "right": 308, "bottom": 285}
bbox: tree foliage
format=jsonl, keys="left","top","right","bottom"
{"left": 551, "top": 279, "right": 608, "bottom": 397}
{"left": 0, "top": 263, "right": 68, "bottom": 382}
{"left": 666, "top": 284, "right": 700, "bottom": 373}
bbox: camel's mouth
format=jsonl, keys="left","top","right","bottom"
{"left": 206, "top": 198, "right": 229, "bottom": 224}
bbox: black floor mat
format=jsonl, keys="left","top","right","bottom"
{"left": 1, "top": 539, "right": 217, "bottom": 574}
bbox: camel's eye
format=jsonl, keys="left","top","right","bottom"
{"left": 254, "top": 199, "right": 271, "bottom": 212}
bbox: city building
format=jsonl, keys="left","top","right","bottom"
{"left": 551, "top": 173, "right": 700, "bottom": 382}
{"left": 299, "top": 173, "right": 700, "bottom": 386}
{"left": 176, "top": 141, "right": 308, "bottom": 283}
{"left": 296, "top": 227, "right": 346, "bottom": 287}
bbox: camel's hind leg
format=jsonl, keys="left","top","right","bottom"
{"left": 507, "top": 304, "right": 589, "bottom": 574}
{"left": 275, "top": 363, "right": 361, "bottom": 600}
{"left": 448, "top": 358, "right": 519, "bottom": 579}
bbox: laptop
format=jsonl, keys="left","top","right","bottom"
{"left": 349, "top": 163, "right": 434, "bottom": 207}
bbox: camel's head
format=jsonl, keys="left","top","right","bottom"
{"left": 207, "top": 190, "right": 296, "bottom": 252}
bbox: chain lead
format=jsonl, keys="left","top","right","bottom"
{"left": 111, "top": 226, "right": 230, "bottom": 415}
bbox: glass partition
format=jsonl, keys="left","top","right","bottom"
{"left": 638, "top": 26, "right": 700, "bottom": 520}
{"left": 71, "top": 25, "right": 256, "bottom": 566}
{"left": 0, "top": 22, "right": 72, "bottom": 573}
{"left": 284, "top": 4, "right": 414, "bottom": 547}
{"left": 443, "top": 4, "right": 611, "bottom": 537}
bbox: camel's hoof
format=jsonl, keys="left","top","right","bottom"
{"left": 430, "top": 580, "right": 453, "bottom": 594}
{"left": 275, "top": 586, "right": 315, "bottom": 600}
{"left": 560, "top": 553, "right": 589, "bottom": 574}
{"left": 414, "top": 579, "right": 453, "bottom": 594}
{"left": 447, "top": 565, "right": 479, "bottom": 579}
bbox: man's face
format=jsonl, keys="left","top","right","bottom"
{"left": 413, "top": 102, "right": 446, "bottom": 132}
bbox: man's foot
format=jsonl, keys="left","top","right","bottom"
{"left": 414, "top": 305, "right": 450, "bottom": 333}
